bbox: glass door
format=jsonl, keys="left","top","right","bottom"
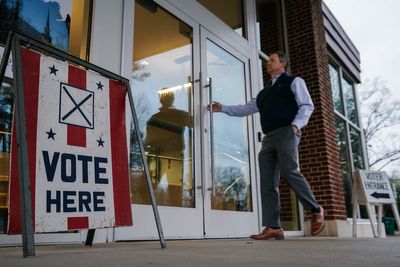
{"left": 115, "top": 2, "right": 204, "bottom": 240}
{"left": 200, "top": 28, "right": 258, "bottom": 237}
{"left": 116, "top": 2, "right": 259, "bottom": 240}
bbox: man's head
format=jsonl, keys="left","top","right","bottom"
{"left": 159, "top": 92, "right": 175, "bottom": 108}
{"left": 266, "top": 51, "right": 288, "bottom": 77}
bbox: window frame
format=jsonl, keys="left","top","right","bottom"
{"left": 195, "top": 0, "right": 248, "bottom": 39}
{"left": 342, "top": 73, "right": 360, "bottom": 126}
{"left": 329, "top": 56, "right": 368, "bottom": 218}
{"left": 328, "top": 63, "right": 345, "bottom": 115}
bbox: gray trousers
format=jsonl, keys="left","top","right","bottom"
{"left": 259, "top": 125, "right": 319, "bottom": 228}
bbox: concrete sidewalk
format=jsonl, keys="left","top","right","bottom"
{"left": 1, "top": 237, "right": 400, "bottom": 267}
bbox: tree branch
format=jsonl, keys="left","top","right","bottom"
{"left": 370, "top": 149, "right": 400, "bottom": 167}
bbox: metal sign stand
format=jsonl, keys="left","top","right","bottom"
{"left": 126, "top": 83, "right": 166, "bottom": 248}
{"left": 0, "top": 32, "right": 166, "bottom": 257}
{"left": 1, "top": 32, "right": 35, "bottom": 258}
{"left": 352, "top": 170, "right": 400, "bottom": 238}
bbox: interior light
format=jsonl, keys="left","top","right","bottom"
{"left": 158, "top": 83, "right": 192, "bottom": 95}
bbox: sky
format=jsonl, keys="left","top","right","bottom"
{"left": 323, "top": 0, "right": 400, "bottom": 100}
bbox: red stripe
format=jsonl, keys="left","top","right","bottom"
{"left": 67, "top": 65, "right": 86, "bottom": 147}
{"left": 67, "top": 216, "right": 89, "bottom": 230}
{"left": 8, "top": 48, "right": 40, "bottom": 234}
{"left": 109, "top": 80, "right": 132, "bottom": 226}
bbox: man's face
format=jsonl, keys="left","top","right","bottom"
{"left": 266, "top": 53, "right": 285, "bottom": 75}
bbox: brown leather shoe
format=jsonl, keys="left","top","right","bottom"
{"left": 249, "top": 227, "right": 269, "bottom": 239}
{"left": 311, "top": 206, "right": 325, "bottom": 235}
{"left": 250, "top": 227, "right": 284, "bottom": 240}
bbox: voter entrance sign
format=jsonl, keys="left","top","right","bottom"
{"left": 353, "top": 170, "right": 400, "bottom": 238}
{"left": 0, "top": 32, "right": 165, "bottom": 256}
{"left": 357, "top": 171, "right": 395, "bottom": 204}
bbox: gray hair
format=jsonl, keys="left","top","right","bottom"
{"left": 270, "top": 51, "right": 289, "bottom": 69}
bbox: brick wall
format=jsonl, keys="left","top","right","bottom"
{"left": 284, "top": 0, "right": 346, "bottom": 220}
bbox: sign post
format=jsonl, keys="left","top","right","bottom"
{"left": 0, "top": 32, "right": 165, "bottom": 256}
{"left": 353, "top": 170, "right": 400, "bottom": 238}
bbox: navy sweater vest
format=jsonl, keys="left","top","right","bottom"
{"left": 256, "top": 73, "right": 298, "bottom": 133}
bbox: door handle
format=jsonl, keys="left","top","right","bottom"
{"left": 206, "top": 77, "right": 215, "bottom": 195}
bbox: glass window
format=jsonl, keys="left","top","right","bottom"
{"left": 335, "top": 116, "right": 352, "bottom": 217}
{"left": 0, "top": 0, "right": 92, "bottom": 60}
{"left": 130, "top": 2, "right": 194, "bottom": 208}
{"left": 0, "top": 82, "right": 13, "bottom": 233}
{"left": 349, "top": 125, "right": 368, "bottom": 219}
{"left": 0, "top": 83, "right": 13, "bottom": 154}
{"left": 330, "top": 60, "right": 366, "bottom": 219}
{"left": 196, "top": 0, "right": 245, "bottom": 38}
{"left": 206, "top": 40, "right": 252, "bottom": 212}
{"left": 329, "top": 64, "right": 344, "bottom": 114}
{"left": 349, "top": 126, "right": 365, "bottom": 170}
{"left": 343, "top": 77, "right": 359, "bottom": 125}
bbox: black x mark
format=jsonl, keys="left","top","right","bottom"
{"left": 61, "top": 86, "right": 92, "bottom": 126}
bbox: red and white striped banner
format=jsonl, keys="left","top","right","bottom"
{"left": 8, "top": 47, "right": 132, "bottom": 234}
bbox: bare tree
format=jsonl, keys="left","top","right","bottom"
{"left": 359, "top": 78, "right": 400, "bottom": 175}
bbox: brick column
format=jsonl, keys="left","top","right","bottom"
{"left": 284, "top": 0, "right": 346, "bottom": 221}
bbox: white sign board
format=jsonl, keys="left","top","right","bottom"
{"left": 8, "top": 47, "right": 132, "bottom": 234}
{"left": 356, "top": 170, "right": 395, "bottom": 204}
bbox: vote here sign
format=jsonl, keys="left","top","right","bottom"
{"left": 8, "top": 47, "right": 132, "bottom": 234}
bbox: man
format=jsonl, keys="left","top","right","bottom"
{"left": 209, "top": 51, "right": 325, "bottom": 240}
{"left": 145, "top": 92, "right": 193, "bottom": 207}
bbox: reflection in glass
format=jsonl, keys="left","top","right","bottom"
{"left": 343, "top": 78, "right": 359, "bottom": 125}
{"left": 196, "top": 0, "right": 245, "bottom": 37}
{"left": 350, "top": 125, "right": 368, "bottom": 219}
{"left": 0, "top": 82, "right": 13, "bottom": 233}
{"left": 207, "top": 40, "right": 252, "bottom": 212}
{"left": 130, "top": 2, "right": 194, "bottom": 208}
{"left": 0, "top": 83, "right": 13, "bottom": 154}
{"left": 335, "top": 116, "right": 352, "bottom": 217}
{"left": 329, "top": 64, "right": 344, "bottom": 114}
{"left": 349, "top": 126, "right": 364, "bottom": 170}
{"left": 0, "top": 0, "right": 91, "bottom": 59}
